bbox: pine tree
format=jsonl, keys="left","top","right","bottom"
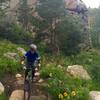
{"left": 18, "top": 0, "right": 29, "bottom": 30}
{"left": 36, "top": 0, "right": 66, "bottom": 52}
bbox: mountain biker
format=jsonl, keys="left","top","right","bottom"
{"left": 23, "top": 44, "right": 40, "bottom": 81}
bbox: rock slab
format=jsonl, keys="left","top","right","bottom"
{"left": 90, "top": 91, "right": 100, "bottom": 100}
{"left": 9, "top": 90, "right": 24, "bottom": 100}
{"left": 67, "top": 65, "right": 91, "bottom": 80}
{"left": 0, "top": 82, "right": 4, "bottom": 95}
{"left": 4, "top": 52, "right": 17, "bottom": 59}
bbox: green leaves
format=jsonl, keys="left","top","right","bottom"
{"left": 37, "top": 0, "right": 65, "bottom": 22}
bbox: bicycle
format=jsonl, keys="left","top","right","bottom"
{"left": 21, "top": 60, "right": 40, "bottom": 100}
{"left": 24, "top": 68, "right": 32, "bottom": 100}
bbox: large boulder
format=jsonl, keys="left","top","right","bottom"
{"left": 9, "top": 90, "right": 24, "bottom": 100}
{"left": 89, "top": 91, "right": 100, "bottom": 100}
{"left": 9, "top": 90, "right": 48, "bottom": 100}
{"left": 67, "top": 65, "right": 91, "bottom": 80}
{"left": 0, "top": 82, "right": 4, "bottom": 95}
{"left": 4, "top": 52, "right": 17, "bottom": 59}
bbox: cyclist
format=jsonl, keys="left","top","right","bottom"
{"left": 22, "top": 44, "right": 40, "bottom": 81}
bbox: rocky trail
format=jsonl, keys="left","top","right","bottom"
{"left": 1, "top": 64, "right": 100, "bottom": 100}
{"left": 1, "top": 73, "right": 51, "bottom": 100}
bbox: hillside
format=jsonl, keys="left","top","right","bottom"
{"left": 0, "top": 39, "right": 100, "bottom": 100}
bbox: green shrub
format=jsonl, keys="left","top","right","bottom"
{"left": 0, "top": 93, "right": 7, "bottom": 100}
{"left": 0, "top": 22, "right": 34, "bottom": 44}
{"left": 0, "top": 39, "right": 26, "bottom": 77}
{"left": 90, "top": 65, "right": 100, "bottom": 82}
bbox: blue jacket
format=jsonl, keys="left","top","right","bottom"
{"left": 25, "top": 51, "right": 39, "bottom": 64}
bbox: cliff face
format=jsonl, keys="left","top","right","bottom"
{"left": 9, "top": 0, "right": 37, "bottom": 10}
{"left": 6, "top": 0, "right": 37, "bottom": 22}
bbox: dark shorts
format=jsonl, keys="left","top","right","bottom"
{"left": 25, "top": 62, "right": 35, "bottom": 80}
{"left": 26, "top": 62, "right": 34, "bottom": 69}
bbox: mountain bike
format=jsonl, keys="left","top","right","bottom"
{"left": 21, "top": 60, "right": 40, "bottom": 100}
{"left": 23, "top": 67, "right": 33, "bottom": 100}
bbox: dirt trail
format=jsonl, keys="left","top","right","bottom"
{"left": 2, "top": 73, "right": 51, "bottom": 100}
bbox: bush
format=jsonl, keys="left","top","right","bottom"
{"left": 0, "top": 93, "right": 7, "bottom": 100}
{"left": 91, "top": 65, "right": 100, "bottom": 82}
{"left": 0, "top": 39, "right": 26, "bottom": 78}
{"left": 55, "top": 15, "right": 82, "bottom": 56}
{"left": 0, "top": 22, "right": 34, "bottom": 44}
{"left": 0, "top": 57, "right": 21, "bottom": 74}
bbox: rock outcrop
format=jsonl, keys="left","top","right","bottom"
{"left": 89, "top": 91, "right": 100, "bottom": 100}
{"left": 0, "top": 82, "right": 4, "bottom": 95}
{"left": 4, "top": 52, "right": 17, "bottom": 59}
{"left": 67, "top": 65, "right": 91, "bottom": 80}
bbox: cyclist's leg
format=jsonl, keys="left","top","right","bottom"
{"left": 32, "top": 67, "right": 35, "bottom": 81}
{"left": 25, "top": 69, "right": 30, "bottom": 80}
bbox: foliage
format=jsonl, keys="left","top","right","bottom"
{"left": 18, "top": 0, "right": 30, "bottom": 30}
{"left": 40, "top": 65, "right": 90, "bottom": 100}
{"left": 0, "top": 39, "right": 26, "bottom": 78}
{"left": 0, "top": 93, "right": 6, "bottom": 100}
{"left": 89, "top": 8, "right": 100, "bottom": 49}
{"left": 36, "top": 0, "right": 65, "bottom": 22}
{"left": 0, "top": 22, "right": 34, "bottom": 44}
{"left": 36, "top": 0, "right": 66, "bottom": 52}
{"left": 55, "top": 15, "right": 82, "bottom": 55}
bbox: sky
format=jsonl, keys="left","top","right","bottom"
{"left": 83, "top": 0, "right": 100, "bottom": 8}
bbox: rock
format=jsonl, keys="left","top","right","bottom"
{"left": 0, "top": 82, "right": 4, "bottom": 95}
{"left": 38, "top": 79, "right": 44, "bottom": 83}
{"left": 58, "top": 65, "right": 63, "bottom": 69}
{"left": 10, "top": 90, "right": 48, "bottom": 100}
{"left": 16, "top": 79, "right": 24, "bottom": 85}
{"left": 35, "top": 72, "right": 40, "bottom": 76}
{"left": 30, "top": 95, "right": 47, "bottom": 100}
{"left": 16, "top": 74, "right": 22, "bottom": 78}
{"left": 9, "top": 90, "right": 24, "bottom": 100}
{"left": 4, "top": 52, "right": 17, "bottom": 59}
{"left": 89, "top": 91, "right": 100, "bottom": 100}
{"left": 67, "top": 65, "right": 91, "bottom": 80}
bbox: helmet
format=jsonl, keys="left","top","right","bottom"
{"left": 30, "top": 44, "right": 37, "bottom": 51}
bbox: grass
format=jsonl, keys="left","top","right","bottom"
{"left": 0, "top": 38, "right": 27, "bottom": 78}
{"left": 0, "top": 94, "right": 7, "bottom": 100}
{"left": 40, "top": 50, "right": 100, "bottom": 100}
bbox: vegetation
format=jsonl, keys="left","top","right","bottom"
{"left": 0, "top": 94, "right": 6, "bottom": 100}
{"left": 0, "top": 39, "right": 26, "bottom": 78}
{"left": 89, "top": 8, "right": 100, "bottom": 49}
{"left": 0, "top": 39, "right": 100, "bottom": 100}
{"left": 0, "top": 23, "right": 34, "bottom": 44}
{"left": 0, "top": 0, "right": 100, "bottom": 100}
{"left": 40, "top": 50, "right": 100, "bottom": 99}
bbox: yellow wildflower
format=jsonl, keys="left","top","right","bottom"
{"left": 59, "top": 93, "right": 63, "bottom": 99}
{"left": 63, "top": 92, "right": 68, "bottom": 97}
{"left": 71, "top": 91, "right": 76, "bottom": 96}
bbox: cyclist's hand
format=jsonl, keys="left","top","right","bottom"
{"left": 23, "top": 66, "right": 26, "bottom": 70}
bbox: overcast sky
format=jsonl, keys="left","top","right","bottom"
{"left": 83, "top": 0, "right": 100, "bottom": 8}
